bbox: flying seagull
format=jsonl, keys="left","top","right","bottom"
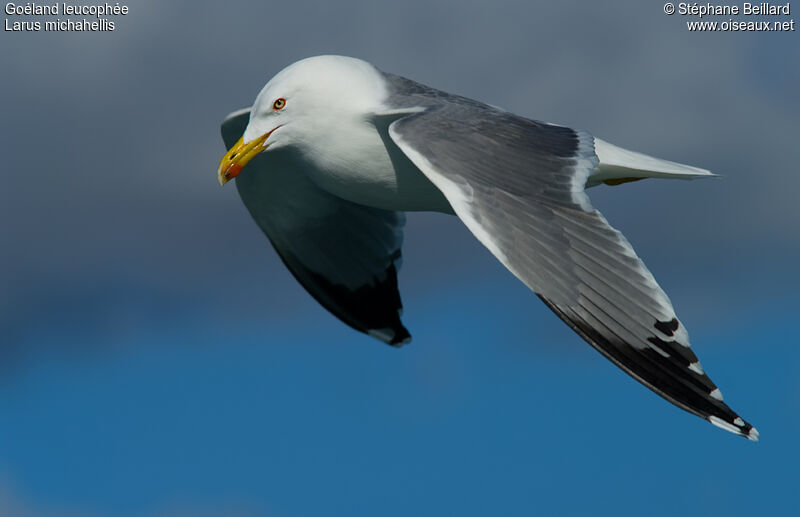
{"left": 217, "top": 55, "right": 757, "bottom": 441}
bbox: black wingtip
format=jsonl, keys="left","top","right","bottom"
{"left": 536, "top": 294, "right": 759, "bottom": 441}
{"left": 708, "top": 415, "right": 760, "bottom": 442}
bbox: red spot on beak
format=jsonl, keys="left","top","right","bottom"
{"left": 224, "top": 162, "right": 243, "bottom": 181}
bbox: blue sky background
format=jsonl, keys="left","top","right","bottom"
{"left": 1, "top": 0, "right": 798, "bottom": 515}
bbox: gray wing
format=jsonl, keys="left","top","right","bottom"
{"left": 385, "top": 99, "right": 757, "bottom": 439}
{"left": 222, "top": 109, "right": 410, "bottom": 346}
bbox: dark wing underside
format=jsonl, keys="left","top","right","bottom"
{"left": 380, "top": 81, "right": 756, "bottom": 439}
{"left": 222, "top": 109, "right": 410, "bottom": 346}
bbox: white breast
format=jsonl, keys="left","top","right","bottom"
{"left": 298, "top": 116, "right": 450, "bottom": 213}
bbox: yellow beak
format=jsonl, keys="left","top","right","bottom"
{"left": 217, "top": 133, "right": 269, "bottom": 186}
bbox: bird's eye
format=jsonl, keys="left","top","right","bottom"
{"left": 273, "top": 98, "right": 286, "bottom": 110}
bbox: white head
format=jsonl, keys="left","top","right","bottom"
{"left": 218, "top": 55, "right": 387, "bottom": 184}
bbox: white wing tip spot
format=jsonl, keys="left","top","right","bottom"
{"left": 708, "top": 416, "right": 759, "bottom": 441}
{"left": 709, "top": 416, "right": 739, "bottom": 435}
{"left": 688, "top": 361, "right": 704, "bottom": 375}
{"left": 710, "top": 388, "right": 724, "bottom": 401}
{"left": 368, "top": 328, "right": 412, "bottom": 347}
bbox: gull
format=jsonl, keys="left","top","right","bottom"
{"left": 217, "top": 55, "right": 757, "bottom": 440}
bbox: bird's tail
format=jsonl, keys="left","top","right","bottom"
{"left": 586, "top": 138, "right": 717, "bottom": 188}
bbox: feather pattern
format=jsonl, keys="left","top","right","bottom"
{"left": 381, "top": 75, "right": 756, "bottom": 439}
